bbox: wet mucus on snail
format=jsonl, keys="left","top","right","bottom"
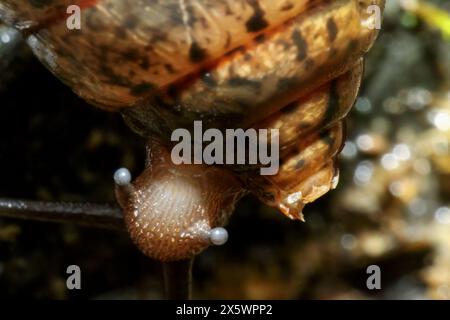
{"left": 0, "top": 0, "right": 385, "bottom": 261}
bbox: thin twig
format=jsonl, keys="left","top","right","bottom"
{"left": 0, "top": 198, "right": 197, "bottom": 298}
{"left": 0, "top": 198, "right": 124, "bottom": 230}
{"left": 163, "top": 258, "right": 194, "bottom": 300}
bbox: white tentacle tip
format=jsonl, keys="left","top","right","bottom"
{"left": 114, "top": 168, "right": 131, "bottom": 186}
{"left": 209, "top": 227, "right": 229, "bottom": 246}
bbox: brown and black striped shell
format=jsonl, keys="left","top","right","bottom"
{"left": 0, "top": 0, "right": 385, "bottom": 219}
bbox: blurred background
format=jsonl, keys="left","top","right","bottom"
{"left": 0, "top": 0, "right": 450, "bottom": 299}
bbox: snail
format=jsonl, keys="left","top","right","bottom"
{"left": 0, "top": 0, "right": 385, "bottom": 261}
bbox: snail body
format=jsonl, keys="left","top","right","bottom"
{"left": 115, "top": 139, "right": 244, "bottom": 261}
{"left": 0, "top": 0, "right": 385, "bottom": 261}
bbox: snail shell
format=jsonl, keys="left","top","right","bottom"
{"left": 0, "top": 0, "right": 385, "bottom": 260}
